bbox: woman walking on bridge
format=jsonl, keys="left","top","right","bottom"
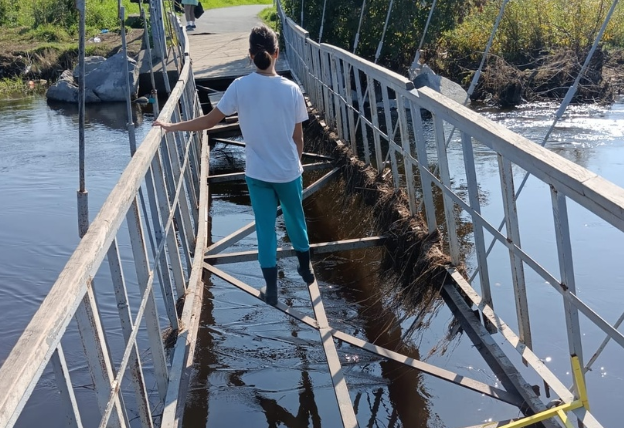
{"left": 154, "top": 25, "right": 314, "bottom": 305}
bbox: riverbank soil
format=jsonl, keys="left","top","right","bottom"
{"left": 441, "top": 47, "right": 624, "bottom": 107}
{"left": 0, "top": 28, "right": 144, "bottom": 83}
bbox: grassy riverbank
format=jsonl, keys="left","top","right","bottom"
{"left": 0, "top": 0, "right": 272, "bottom": 95}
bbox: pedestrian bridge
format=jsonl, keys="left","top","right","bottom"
{"left": 1, "top": 1, "right": 623, "bottom": 428}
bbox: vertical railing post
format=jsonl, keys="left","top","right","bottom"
{"left": 380, "top": 85, "right": 400, "bottom": 187}
{"left": 164, "top": 130, "right": 196, "bottom": 273}
{"left": 126, "top": 199, "right": 169, "bottom": 401}
{"left": 551, "top": 188, "right": 585, "bottom": 378}
{"left": 461, "top": 132, "right": 494, "bottom": 330}
{"left": 321, "top": 51, "right": 335, "bottom": 128}
{"left": 311, "top": 45, "right": 323, "bottom": 113}
{"left": 107, "top": 239, "right": 155, "bottom": 428}
{"left": 343, "top": 64, "right": 357, "bottom": 152}
{"left": 433, "top": 115, "right": 461, "bottom": 265}
{"left": 51, "top": 346, "right": 84, "bottom": 428}
{"left": 75, "top": 287, "right": 128, "bottom": 428}
{"left": 335, "top": 59, "right": 349, "bottom": 140}
{"left": 396, "top": 95, "right": 417, "bottom": 215}
{"left": 329, "top": 56, "right": 344, "bottom": 139}
{"left": 367, "top": 76, "right": 384, "bottom": 172}
{"left": 152, "top": 150, "right": 187, "bottom": 298}
{"left": 498, "top": 155, "right": 533, "bottom": 351}
{"left": 353, "top": 68, "right": 371, "bottom": 165}
{"left": 143, "top": 166, "right": 180, "bottom": 330}
{"left": 409, "top": 100, "right": 437, "bottom": 232}
{"left": 160, "top": 133, "right": 193, "bottom": 275}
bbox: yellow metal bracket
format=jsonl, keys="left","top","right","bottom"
{"left": 498, "top": 355, "right": 589, "bottom": 428}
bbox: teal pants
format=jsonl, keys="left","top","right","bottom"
{"left": 245, "top": 175, "right": 310, "bottom": 268}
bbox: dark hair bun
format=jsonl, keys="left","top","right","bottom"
{"left": 249, "top": 25, "right": 278, "bottom": 71}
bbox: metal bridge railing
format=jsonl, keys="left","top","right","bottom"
{"left": 277, "top": 4, "right": 623, "bottom": 427}
{"left": 0, "top": 14, "right": 208, "bottom": 428}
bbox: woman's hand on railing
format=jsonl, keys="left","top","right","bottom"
{"left": 153, "top": 120, "right": 175, "bottom": 133}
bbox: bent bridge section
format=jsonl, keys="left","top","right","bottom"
{"left": 1, "top": 2, "right": 624, "bottom": 428}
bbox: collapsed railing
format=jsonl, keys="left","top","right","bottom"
{"left": 0, "top": 14, "right": 207, "bottom": 428}
{"left": 277, "top": 2, "right": 623, "bottom": 427}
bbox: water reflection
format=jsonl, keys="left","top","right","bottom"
{"left": 46, "top": 100, "right": 146, "bottom": 130}
{"left": 307, "top": 177, "right": 432, "bottom": 427}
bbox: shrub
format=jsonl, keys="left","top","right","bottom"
{"left": 441, "top": 0, "right": 624, "bottom": 62}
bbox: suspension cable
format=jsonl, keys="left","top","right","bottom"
{"left": 139, "top": 0, "right": 161, "bottom": 116}
{"left": 411, "top": 0, "right": 510, "bottom": 209}
{"left": 408, "top": 0, "right": 437, "bottom": 79}
{"left": 318, "top": 0, "right": 328, "bottom": 42}
{"left": 352, "top": 0, "right": 367, "bottom": 53}
{"left": 374, "top": 0, "right": 394, "bottom": 63}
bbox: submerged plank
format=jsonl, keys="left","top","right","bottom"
{"left": 190, "top": 33, "right": 290, "bottom": 81}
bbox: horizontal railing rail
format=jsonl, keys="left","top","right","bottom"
{"left": 277, "top": 5, "right": 622, "bottom": 427}
{"left": 0, "top": 13, "right": 207, "bottom": 428}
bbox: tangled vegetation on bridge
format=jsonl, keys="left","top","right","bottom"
{"left": 303, "top": 108, "right": 457, "bottom": 345}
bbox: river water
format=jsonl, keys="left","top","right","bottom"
{"left": 1, "top": 93, "right": 623, "bottom": 427}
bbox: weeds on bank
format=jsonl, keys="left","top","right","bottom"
{"left": 200, "top": 0, "right": 272, "bottom": 9}
{"left": 259, "top": 6, "right": 278, "bottom": 31}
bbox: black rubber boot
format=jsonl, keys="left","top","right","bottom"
{"left": 259, "top": 267, "right": 278, "bottom": 305}
{"left": 295, "top": 250, "right": 315, "bottom": 284}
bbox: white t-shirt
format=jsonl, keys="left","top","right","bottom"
{"left": 217, "top": 73, "right": 308, "bottom": 183}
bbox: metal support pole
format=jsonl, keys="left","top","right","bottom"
{"left": 318, "top": 0, "right": 327, "bottom": 43}
{"left": 497, "top": 155, "right": 532, "bottom": 351}
{"left": 551, "top": 188, "right": 585, "bottom": 389}
{"left": 352, "top": 0, "right": 367, "bottom": 53}
{"left": 374, "top": 0, "right": 394, "bottom": 63}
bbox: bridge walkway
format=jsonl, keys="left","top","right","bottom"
{"left": 1, "top": 3, "right": 622, "bottom": 428}
{"left": 186, "top": 17, "right": 560, "bottom": 428}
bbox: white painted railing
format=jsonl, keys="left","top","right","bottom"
{"left": 0, "top": 14, "right": 208, "bottom": 428}
{"left": 277, "top": 3, "right": 623, "bottom": 427}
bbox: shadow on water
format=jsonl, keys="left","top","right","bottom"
{"left": 46, "top": 100, "right": 147, "bottom": 130}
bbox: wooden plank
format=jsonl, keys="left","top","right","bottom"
{"left": 208, "top": 162, "right": 333, "bottom": 183}
{"left": 307, "top": 278, "right": 359, "bottom": 428}
{"left": 203, "top": 263, "right": 357, "bottom": 427}
{"left": 460, "top": 421, "right": 514, "bottom": 428}
{"left": 203, "top": 264, "right": 319, "bottom": 328}
{"left": 205, "top": 167, "right": 340, "bottom": 256}
{"left": 190, "top": 33, "right": 290, "bottom": 81}
{"left": 206, "top": 122, "right": 240, "bottom": 134}
{"left": 205, "top": 236, "right": 386, "bottom": 264}
{"left": 446, "top": 267, "right": 575, "bottom": 404}
{"left": 202, "top": 264, "right": 520, "bottom": 407}
{"left": 211, "top": 138, "right": 334, "bottom": 161}
{"left": 331, "top": 330, "right": 522, "bottom": 407}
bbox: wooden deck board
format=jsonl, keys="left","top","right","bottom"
{"left": 189, "top": 32, "right": 290, "bottom": 81}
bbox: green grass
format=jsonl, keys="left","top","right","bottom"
{"left": 0, "top": 78, "right": 28, "bottom": 94}
{"left": 259, "top": 6, "right": 278, "bottom": 31}
{"left": 201, "top": 0, "right": 272, "bottom": 9}
{"left": 0, "top": 0, "right": 136, "bottom": 33}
